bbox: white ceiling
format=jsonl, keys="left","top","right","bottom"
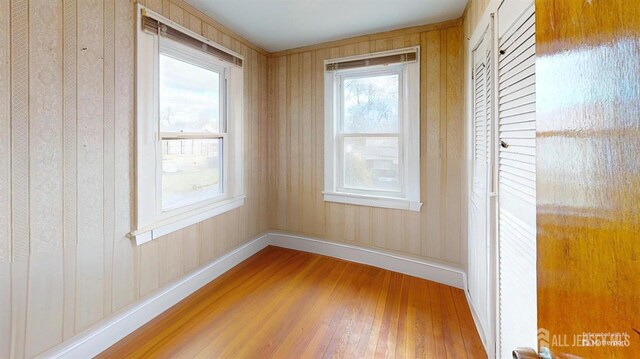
{"left": 187, "top": 0, "right": 468, "bottom": 52}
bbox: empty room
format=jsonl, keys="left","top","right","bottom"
{"left": 0, "top": 0, "right": 638, "bottom": 358}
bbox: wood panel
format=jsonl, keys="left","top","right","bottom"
{"left": 463, "top": 0, "right": 491, "bottom": 39}
{"left": 0, "top": 0, "right": 10, "bottom": 356}
{"left": 268, "top": 23, "right": 466, "bottom": 267}
{"left": 0, "top": 0, "right": 270, "bottom": 357}
{"left": 535, "top": 0, "right": 640, "bottom": 357}
{"left": 98, "top": 246, "right": 486, "bottom": 359}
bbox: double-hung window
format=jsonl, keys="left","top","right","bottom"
{"left": 324, "top": 47, "right": 422, "bottom": 211}
{"left": 133, "top": 5, "right": 244, "bottom": 244}
{"left": 159, "top": 43, "right": 225, "bottom": 211}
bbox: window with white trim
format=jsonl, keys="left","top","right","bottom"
{"left": 324, "top": 47, "right": 422, "bottom": 211}
{"left": 132, "top": 5, "right": 244, "bottom": 245}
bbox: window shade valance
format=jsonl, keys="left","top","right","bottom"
{"left": 325, "top": 50, "right": 417, "bottom": 72}
{"left": 141, "top": 11, "right": 243, "bottom": 67}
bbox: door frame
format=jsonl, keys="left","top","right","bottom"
{"left": 465, "top": 0, "right": 505, "bottom": 357}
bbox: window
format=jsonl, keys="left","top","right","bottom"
{"left": 159, "top": 46, "right": 225, "bottom": 211}
{"left": 324, "top": 48, "right": 422, "bottom": 211}
{"left": 132, "top": 5, "right": 244, "bottom": 245}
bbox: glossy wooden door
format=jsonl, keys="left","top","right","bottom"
{"left": 536, "top": 0, "right": 640, "bottom": 357}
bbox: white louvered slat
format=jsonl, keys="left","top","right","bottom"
{"left": 474, "top": 63, "right": 486, "bottom": 164}
{"left": 501, "top": 157, "right": 535, "bottom": 172}
{"left": 500, "top": 104, "right": 535, "bottom": 120}
{"left": 500, "top": 54, "right": 535, "bottom": 86}
{"left": 499, "top": 164, "right": 536, "bottom": 182}
{"left": 498, "top": 74, "right": 535, "bottom": 99}
{"left": 500, "top": 151, "right": 535, "bottom": 164}
{"left": 500, "top": 33, "right": 535, "bottom": 70}
{"left": 486, "top": 45, "right": 492, "bottom": 160}
{"left": 500, "top": 11, "right": 535, "bottom": 50}
{"left": 500, "top": 178, "right": 536, "bottom": 198}
{"left": 499, "top": 92, "right": 535, "bottom": 110}
{"left": 500, "top": 170, "right": 535, "bottom": 189}
{"left": 499, "top": 83, "right": 535, "bottom": 104}
{"left": 468, "top": 26, "right": 492, "bottom": 354}
{"left": 502, "top": 129, "right": 536, "bottom": 139}
{"left": 499, "top": 43, "right": 535, "bottom": 76}
{"left": 499, "top": 63, "right": 535, "bottom": 90}
{"left": 497, "top": 2, "right": 537, "bottom": 359}
{"left": 500, "top": 121, "right": 536, "bottom": 132}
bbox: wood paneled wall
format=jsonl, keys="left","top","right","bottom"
{"left": 0, "top": 0, "right": 269, "bottom": 357}
{"left": 462, "top": 0, "right": 491, "bottom": 40}
{"left": 267, "top": 21, "right": 466, "bottom": 267}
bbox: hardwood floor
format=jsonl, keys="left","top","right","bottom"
{"left": 98, "top": 246, "right": 486, "bottom": 358}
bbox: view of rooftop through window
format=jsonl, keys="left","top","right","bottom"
{"left": 159, "top": 53, "right": 223, "bottom": 210}
{"left": 341, "top": 73, "right": 401, "bottom": 193}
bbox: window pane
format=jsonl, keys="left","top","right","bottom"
{"left": 343, "top": 74, "right": 399, "bottom": 133}
{"left": 162, "top": 139, "right": 222, "bottom": 210}
{"left": 343, "top": 137, "right": 400, "bottom": 192}
{"left": 160, "top": 54, "right": 221, "bottom": 133}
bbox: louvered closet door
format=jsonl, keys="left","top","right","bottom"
{"left": 497, "top": 1, "right": 537, "bottom": 357}
{"left": 468, "top": 27, "right": 492, "bottom": 338}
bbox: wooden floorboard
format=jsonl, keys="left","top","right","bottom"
{"left": 98, "top": 246, "right": 486, "bottom": 358}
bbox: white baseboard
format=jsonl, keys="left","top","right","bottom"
{"left": 268, "top": 232, "right": 465, "bottom": 289}
{"left": 38, "top": 231, "right": 468, "bottom": 358}
{"left": 37, "top": 234, "right": 270, "bottom": 359}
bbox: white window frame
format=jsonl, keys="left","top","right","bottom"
{"left": 157, "top": 39, "right": 228, "bottom": 215}
{"left": 323, "top": 47, "right": 422, "bottom": 212}
{"left": 131, "top": 5, "right": 244, "bottom": 245}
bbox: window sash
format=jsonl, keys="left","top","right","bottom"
{"left": 156, "top": 38, "right": 229, "bottom": 216}
{"left": 159, "top": 37, "right": 228, "bottom": 136}
{"left": 337, "top": 67, "right": 403, "bottom": 134}
{"left": 334, "top": 66, "right": 405, "bottom": 197}
{"left": 160, "top": 138, "right": 225, "bottom": 212}
{"left": 322, "top": 46, "right": 420, "bottom": 212}
{"left": 337, "top": 133, "right": 404, "bottom": 196}
{"left": 159, "top": 132, "right": 225, "bottom": 140}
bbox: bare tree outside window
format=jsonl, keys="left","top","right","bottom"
{"left": 343, "top": 74, "right": 399, "bottom": 133}
{"left": 342, "top": 74, "right": 401, "bottom": 192}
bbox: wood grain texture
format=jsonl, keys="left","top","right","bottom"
{"left": 1, "top": 0, "right": 270, "bottom": 356}
{"left": 535, "top": 0, "right": 640, "bottom": 357}
{"left": 9, "top": 1, "right": 30, "bottom": 357}
{"left": 0, "top": 0, "right": 10, "bottom": 264}
{"left": 268, "top": 23, "right": 466, "bottom": 267}
{"left": 99, "top": 246, "right": 486, "bottom": 359}
{"left": 463, "top": 0, "right": 491, "bottom": 39}
{"left": 0, "top": 0, "right": 10, "bottom": 357}
{"left": 61, "top": 0, "right": 79, "bottom": 343}
{"left": 270, "top": 19, "right": 463, "bottom": 57}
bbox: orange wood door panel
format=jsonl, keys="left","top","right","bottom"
{"left": 535, "top": 0, "right": 640, "bottom": 357}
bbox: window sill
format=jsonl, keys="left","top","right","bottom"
{"left": 323, "top": 191, "right": 422, "bottom": 212}
{"left": 129, "top": 195, "right": 245, "bottom": 246}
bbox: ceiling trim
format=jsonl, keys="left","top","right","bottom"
{"left": 269, "top": 18, "right": 463, "bottom": 57}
